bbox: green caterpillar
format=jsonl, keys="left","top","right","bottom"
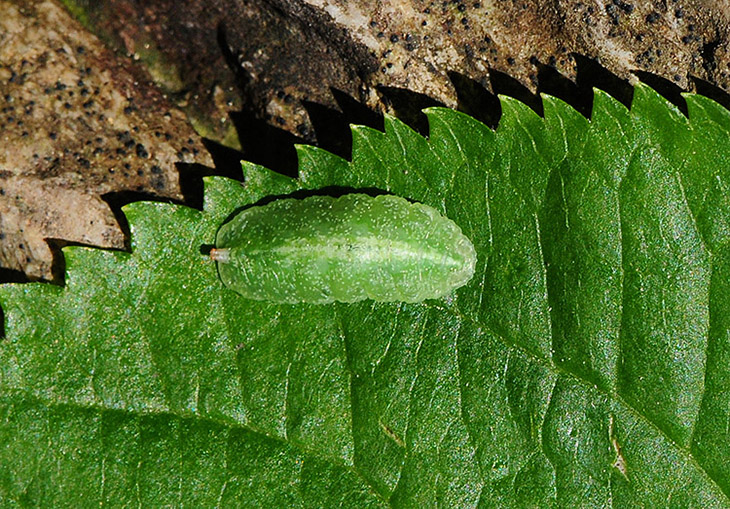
{"left": 211, "top": 194, "right": 476, "bottom": 304}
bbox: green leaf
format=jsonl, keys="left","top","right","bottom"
{"left": 1, "top": 83, "right": 730, "bottom": 506}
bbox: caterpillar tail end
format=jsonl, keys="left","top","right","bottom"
{"left": 210, "top": 248, "right": 231, "bottom": 263}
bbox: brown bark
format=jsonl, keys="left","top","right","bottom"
{"left": 0, "top": 0, "right": 212, "bottom": 279}
{"left": 71, "top": 0, "right": 730, "bottom": 140}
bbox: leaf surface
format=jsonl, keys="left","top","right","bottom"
{"left": 1, "top": 84, "right": 729, "bottom": 507}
